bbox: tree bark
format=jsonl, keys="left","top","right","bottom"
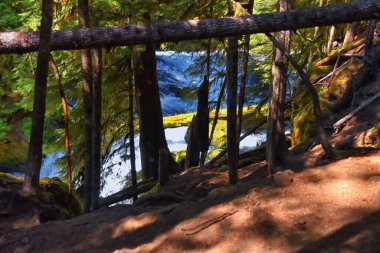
{"left": 237, "top": 0, "right": 254, "bottom": 138}
{"left": 78, "top": 0, "right": 93, "bottom": 213}
{"left": 185, "top": 116, "right": 200, "bottom": 169}
{"left": 266, "top": 33, "right": 335, "bottom": 158}
{"left": 364, "top": 20, "right": 378, "bottom": 58}
{"left": 209, "top": 78, "right": 226, "bottom": 147}
{"left": 197, "top": 76, "right": 209, "bottom": 167}
{"left": 327, "top": 25, "right": 338, "bottom": 54}
{"left": 127, "top": 50, "right": 137, "bottom": 202}
{"left": 49, "top": 56, "right": 72, "bottom": 193}
{"left": 133, "top": 44, "right": 177, "bottom": 180}
{"left": 159, "top": 148, "right": 169, "bottom": 186}
{"left": 91, "top": 48, "right": 102, "bottom": 211}
{"left": 342, "top": 21, "right": 360, "bottom": 48}
{"left": 266, "top": 0, "right": 293, "bottom": 175}
{"left": 1, "top": 1, "right": 380, "bottom": 54}
{"left": 227, "top": 35, "right": 239, "bottom": 184}
{"left": 22, "top": 0, "right": 53, "bottom": 195}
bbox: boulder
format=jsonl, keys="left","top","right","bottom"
{"left": 273, "top": 170, "right": 295, "bottom": 187}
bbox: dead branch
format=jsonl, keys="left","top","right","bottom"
{"left": 181, "top": 210, "right": 238, "bottom": 235}
{"left": 333, "top": 91, "right": 380, "bottom": 129}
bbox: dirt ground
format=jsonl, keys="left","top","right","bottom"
{"left": 1, "top": 79, "right": 380, "bottom": 253}
{"left": 0, "top": 148, "right": 379, "bottom": 253}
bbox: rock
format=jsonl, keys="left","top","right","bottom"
{"left": 273, "top": 170, "right": 294, "bottom": 187}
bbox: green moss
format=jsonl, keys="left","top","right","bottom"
{"left": 0, "top": 172, "right": 23, "bottom": 181}
{"left": 291, "top": 59, "right": 365, "bottom": 145}
{"left": 292, "top": 103, "right": 316, "bottom": 145}
{"left": 163, "top": 113, "right": 195, "bottom": 128}
{"left": 39, "top": 177, "right": 82, "bottom": 217}
{"left": 0, "top": 173, "right": 82, "bottom": 218}
{"left": 206, "top": 148, "right": 223, "bottom": 160}
{"left": 0, "top": 130, "right": 28, "bottom": 164}
{"left": 139, "top": 182, "right": 160, "bottom": 198}
{"left": 210, "top": 120, "right": 227, "bottom": 147}
{"left": 172, "top": 150, "right": 187, "bottom": 167}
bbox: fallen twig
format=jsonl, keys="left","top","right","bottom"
{"left": 333, "top": 91, "right": 380, "bottom": 129}
{"left": 181, "top": 210, "right": 238, "bottom": 235}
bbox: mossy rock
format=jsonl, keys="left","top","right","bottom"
{"left": 291, "top": 59, "right": 365, "bottom": 145}
{"left": 0, "top": 173, "right": 82, "bottom": 218}
{"left": 353, "top": 127, "right": 380, "bottom": 149}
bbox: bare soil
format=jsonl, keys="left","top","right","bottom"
{"left": 1, "top": 79, "right": 379, "bottom": 253}
{"left": 0, "top": 148, "right": 379, "bottom": 253}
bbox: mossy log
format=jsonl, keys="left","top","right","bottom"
{"left": 316, "top": 38, "right": 365, "bottom": 66}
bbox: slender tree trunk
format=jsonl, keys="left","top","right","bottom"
{"left": 364, "top": 20, "right": 378, "bottom": 58}
{"left": 342, "top": 21, "right": 359, "bottom": 48}
{"left": 237, "top": 0, "right": 254, "bottom": 138}
{"left": 266, "top": 0, "right": 294, "bottom": 174}
{"left": 91, "top": 48, "right": 102, "bottom": 211}
{"left": 197, "top": 76, "right": 209, "bottom": 168}
{"left": 327, "top": 25, "right": 337, "bottom": 54}
{"left": 209, "top": 78, "right": 226, "bottom": 146}
{"left": 49, "top": 56, "right": 72, "bottom": 193}
{"left": 127, "top": 50, "right": 137, "bottom": 202}
{"left": 227, "top": 35, "right": 239, "bottom": 184}
{"left": 22, "top": 0, "right": 53, "bottom": 195}
{"left": 78, "top": 0, "right": 93, "bottom": 213}
{"left": 199, "top": 38, "right": 211, "bottom": 167}
{"left": 133, "top": 43, "right": 177, "bottom": 180}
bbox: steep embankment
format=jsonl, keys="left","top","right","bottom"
{"left": 1, "top": 149, "right": 379, "bottom": 253}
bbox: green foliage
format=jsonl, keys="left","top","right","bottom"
{"left": 0, "top": 0, "right": 372, "bottom": 199}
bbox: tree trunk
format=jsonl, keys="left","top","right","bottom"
{"left": 364, "top": 20, "right": 378, "bottom": 58}
{"left": 22, "top": 0, "right": 53, "bottom": 195}
{"left": 237, "top": 0, "right": 254, "bottom": 138}
{"left": 78, "top": 0, "right": 93, "bottom": 213}
{"left": 184, "top": 116, "right": 200, "bottom": 169}
{"left": 133, "top": 44, "right": 176, "bottom": 180}
{"left": 197, "top": 76, "right": 210, "bottom": 167}
{"left": 227, "top": 35, "right": 239, "bottom": 184}
{"left": 266, "top": 33, "right": 335, "bottom": 158}
{"left": 127, "top": 50, "right": 137, "bottom": 202}
{"left": 49, "top": 56, "right": 72, "bottom": 193}
{"left": 159, "top": 148, "right": 169, "bottom": 186}
{"left": 91, "top": 48, "right": 102, "bottom": 211}
{"left": 209, "top": 78, "right": 226, "bottom": 147}
{"left": 266, "top": 0, "right": 293, "bottom": 174}
{"left": 1, "top": 1, "right": 380, "bottom": 54}
{"left": 342, "top": 21, "right": 360, "bottom": 48}
{"left": 327, "top": 25, "right": 337, "bottom": 54}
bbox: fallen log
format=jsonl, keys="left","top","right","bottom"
{"left": 1, "top": 1, "right": 380, "bottom": 54}
{"left": 315, "top": 38, "right": 365, "bottom": 66}
{"left": 333, "top": 91, "right": 380, "bottom": 129}
{"left": 98, "top": 178, "right": 156, "bottom": 208}
{"left": 205, "top": 117, "right": 267, "bottom": 168}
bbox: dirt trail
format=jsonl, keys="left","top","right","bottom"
{"left": 1, "top": 150, "right": 379, "bottom": 253}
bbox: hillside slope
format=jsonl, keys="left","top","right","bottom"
{"left": 1, "top": 147, "right": 379, "bottom": 253}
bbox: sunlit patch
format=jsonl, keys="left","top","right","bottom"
{"left": 112, "top": 213, "right": 158, "bottom": 238}
{"left": 328, "top": 181, "right": 355, "bottom": 200}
